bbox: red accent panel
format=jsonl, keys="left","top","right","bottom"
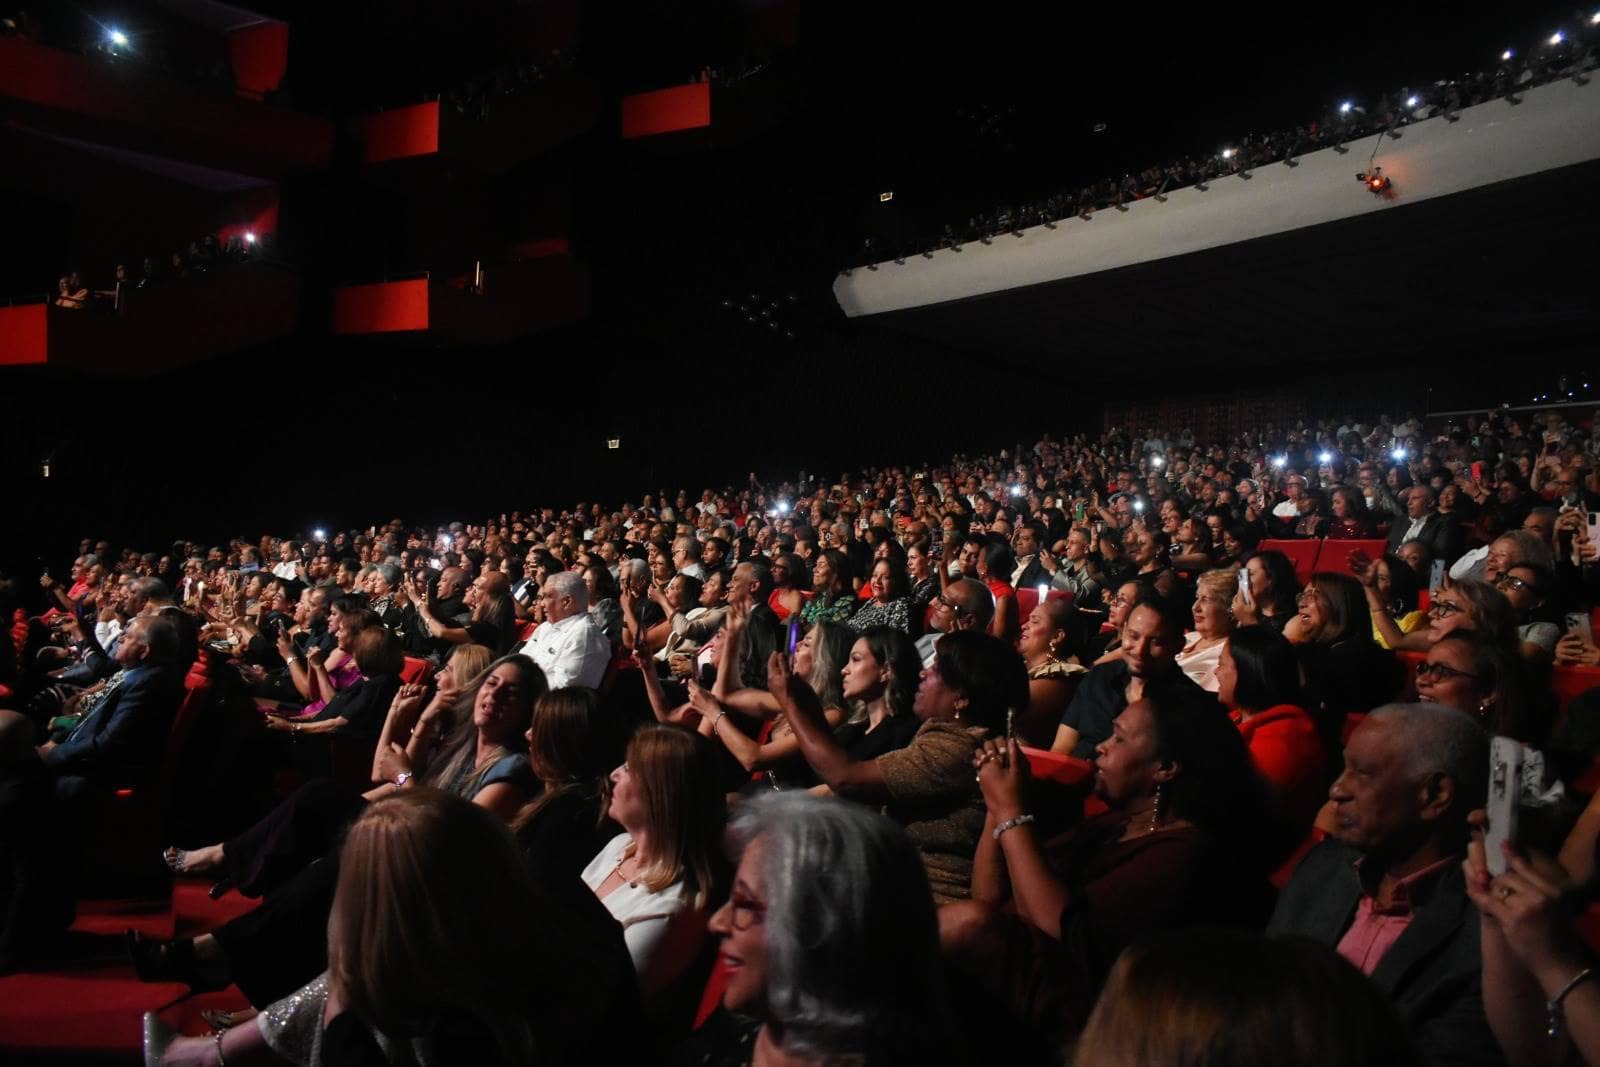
{"left": 509, "top": 237, "right": 571, "bottom": 259}
{"left": 363, "top": 102, "right": 441, "bottom": 163}
{"left": 216, "top": 189, "right": 280, "bottom": 245}
{"left": 226, "top": 21, "right": 289, "bottom": 101}
{"left": 0, "top": 303, "right": 48, "bottom": 365}
{"left": 620, "top": 83, "right": 711, "bottom": 138}
{"left": 333, "top": 280, "right": 430, "bottom": 334}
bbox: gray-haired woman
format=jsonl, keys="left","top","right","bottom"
{"left": 672, "top": 792, "right": 957, "bottom": 1066}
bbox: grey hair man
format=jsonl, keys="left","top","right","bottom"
{"left": 517, "top": 571, "right": 609, "bottom": 689}
{"left": 1268, "top": 703, "right": 1497, "bottom": 1066}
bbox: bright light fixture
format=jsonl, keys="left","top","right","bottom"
{"left": 1501, "top": 49, "right": 1514, "bottom": 61}
{"left": 1339, "top": 101, "right": 1353, "bottom": 115}
{"left": 1550, "top": 31, "right": 1565, "bottom": 45}
{"left": 108, "top": 28, "right": 128, "bottom": 46}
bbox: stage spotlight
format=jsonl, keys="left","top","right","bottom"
{"left": 108, "top": 28, "right": 128, "bottom": 47}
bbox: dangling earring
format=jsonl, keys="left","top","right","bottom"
{"left": 1148, "top": 782, "right": 1164, "bottom": 834}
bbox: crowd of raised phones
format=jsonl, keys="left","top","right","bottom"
{"left": 2, "top": 406, "right": 1599, "bottom": 1066}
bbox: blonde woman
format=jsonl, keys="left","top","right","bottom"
{"left": 1175, "top": 570, "right": 1236, "bottom": 692}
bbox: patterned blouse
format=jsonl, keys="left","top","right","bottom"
{"left": 849, "top": 596, "right": 912, "bottom": 633}
{"left": 799, "top": 592, "right": 856, "bottom": 627}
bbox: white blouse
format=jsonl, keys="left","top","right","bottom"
{"left": 580, "top": 833, "right": 706, "bottom": 998}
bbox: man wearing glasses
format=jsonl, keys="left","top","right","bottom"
{"left": 914, "top": 579, "right": 994, "bottom": 668}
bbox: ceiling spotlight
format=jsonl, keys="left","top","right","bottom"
{"left": 1405, "top": 95, "right": 1419, "bottom": 108}
{"left": 1549, "top": 31, "right": 1566, "bottom": 46}
{"left": 1338, "top": 101, "right": 1353, "bottom": 115}
{"left": 1501, "top": 49, "right": 1514, "bottom": 61}
{"left": 108, "top": 28, "right": 128, "bottom": 46}
{"left": 243, "top": 231, "right": 257, "bottom": 244}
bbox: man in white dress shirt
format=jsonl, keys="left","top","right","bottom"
{"left": 517, "top": 571, "right": 611, "bottom": 690}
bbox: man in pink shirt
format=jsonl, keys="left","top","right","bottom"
{"left": 1268, "top": 703, "right": 1503, "bottom": 1067}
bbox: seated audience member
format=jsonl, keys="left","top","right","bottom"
{"left": 1085, "top": 579, "right": 1143, "bottom": 664}
{"left": 0, "top": 711, "right": 74, "bottom": 973}
{"left": 725, "top": 559, "right": 784, "bottom": 690}
{"left": 1175, "top": 569, "right": 1235, "bottom": 692}
{"left": 138, "top": 656, "right": 549, "bottom": 1005}
{"left": 1051, "top": 597, "right": 1205, "bottom": 759}
{"left": 583, "top": 562, "right": 625, "bottom": 648}
{"left": 264, "top": 625, "right": 403, "bottom": 760}
{"left": 767, "top": 552, "right": 809, "bottom": 624}
{"left": 904, "top": 539, "right": 941, "bottom": 626}
{"left": 1375, "top": 577, "right": 1521, "bottom": 658}
{"left": 1269, "top": 703, "right": 1501, "bottom": 1067}
{"left": 406, "top": 570, "right": 516, "bottom": 656}
{"left": 40, "top": 613, "right": 185, "bottom": 800}
{"left": 915, "top": 577, "right": 995, "bottom": 668}
{"left": 677, "top": 792, "right": 957, "bottom": 1065}
{"left": 582, "top": 723, "right": 726, "bottom": 1005}
{"left": 1388, "top": 486, "right": 1463, "bottom": 565}
{"left": 1286, "top": 572, "right": 1404, "bottom": 751}
{"left": 660, "top": 572, "right": 721, "bottom": 671}
{"left": 1325, "top": 485, "right": 1377, "bottom": 540}
{"left": 366, "top": 643, "right": 494, "bottom": 781}
{"left": 1075, "top": 929, "right": 1419, "bottom": 1066}
{"left": 799, "top": 549, "right": 856, "bottom": 627}
{"left": 1230, "top": 550, "right": 1300, "bottom": 634}
{"left": 975, "top": 540, "right": 1020, "bottom": 643}
{"left": 1413, "top": 631, "right": 1546, "bottom": 745}
{"left": 943, "top": 686, "right": 1271, "bottom": 1046}
{"left": 1043, "top": 526, "right": 1103, "bottom": 611}
{"left": 620, "top": 558, "right": 672, "bottom": 655}
{"left": 850, "top": 556, "right": 914, "bottom": 633}
{"left": 775, "top": 630, "right": 1029, "bottom": 903}
{"left": 517, "top": 572, "right": 612, "bottom": 689}
{"left": 272, "top": 603, "right": 373, "bottom": 719}
{"left": 1016, "top": 595, "right": 1086, "bottom": 747}
{"left": 696, "top": 615, "right": 854, "bottom": 789}
{"left": 1215, "top": 625, "right": 1326, "bottom": 830}
{"left": 150, "top": 791, "right": 648, "bottom": 1067}
{"left": 1464, "top": 798, "right": 1600, "bottom": 1067}
{"left": 53, "top": 272, "right": 89, "bottom": 309}
{"left": 1493, "top": 563, "right": 1562, "bottom": 663}
{"left": 1356, "top": 552, "right": 1427, "bottom": 649}
{"left": 512, "top": 687, "right": 621, "bottom": 878}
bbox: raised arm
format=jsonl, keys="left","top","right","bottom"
{"left": 771, "top": 653, "right": 889, "bottom": 802}
{"left": 975, "top": 737, "right": 1070, "bottom": 936}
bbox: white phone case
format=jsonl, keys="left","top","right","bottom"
{"left": 1485, "top": 737, "right": 1522, "bottom": 878}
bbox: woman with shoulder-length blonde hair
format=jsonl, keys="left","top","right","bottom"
{"left": 582, "top": 723, "right": 727, "bottom": 1005}
{"left": 1175, "top": 569, "right": 1236, "bottom": 692}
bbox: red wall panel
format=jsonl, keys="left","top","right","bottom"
{"left": 333, "top": 280, "right": 430, "bottom": 334}
{"left": 0, "top": 304, "right": 48, "bottom": 365}
{"left": 620, "top": 84, "right": 711, "bottom": 139}
{"left": 363, "top": 103, "right": 441, "bottom": 164}
{"left": 226, "top": 22, "right": 289, "bottom": 101}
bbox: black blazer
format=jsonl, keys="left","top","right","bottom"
{"left": 1387, "top": 513, "right": 1463, "bottom": 566}
{"left": 1013, "top": 558, "right": 1048, "bottom": 592}
{"left": 43, "top": 663, "right": 184, "bottom": 787}
{"left": 1268, "top": 840, "right": 1504, "bottom": 1067}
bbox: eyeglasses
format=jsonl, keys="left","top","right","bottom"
{"left": 1428, "top": 600, "right": 1463, "bottom": 618}
{"left": 1415, "top": 661, "right": 1482, "bottom": 683}
{"left": 1294, "top": 590, "right": 1322, "bottom": 607}
{"left": 727, "top": 893, "right": 767, "bottom": 931}
{"left": 1495, "top": 574, "right": 1531, "bottom": 593}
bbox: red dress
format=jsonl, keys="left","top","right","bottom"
{"left": 1231, "top": 704, "right": 1326, "bottom": 830}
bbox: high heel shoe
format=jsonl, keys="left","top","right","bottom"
{"left": 125, "top": 930, "right": 227, "bottom": 992}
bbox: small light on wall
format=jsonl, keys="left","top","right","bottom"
{"left": 879, "top": 191, "right": 894, "bottom": 202}
{"left": 607, "top": 438, "right": 622, "bottom": 450}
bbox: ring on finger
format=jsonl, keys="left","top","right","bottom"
{"left": 1497, "top": 884, "right": 1515, "bottom": 901}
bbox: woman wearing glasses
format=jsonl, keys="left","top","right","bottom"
{"left": 1369, "top": 575, "right": 1520, "bottom": 656}
{"left": 1413, "top": 630, "right": 1545, "bottom": 743}
{"left": 1354, "top": 552, "right": 1424, "bottom": 649}
{"left": 1490, "top": 562, "right": 1562, "bottom": 664}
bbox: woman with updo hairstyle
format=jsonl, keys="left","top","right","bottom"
{"left": 675, "top": 792, "right": 956, "bottom": 1066}
{"left": 946, "top": 685, "right": 1272, "bottom": 1048}
{"left": 1014, "top": 595, "right": 1086, "bottom": 747}
{"left": 1074, "top": 929, "right": 1417, "bottom": 1067}
{"left": 776, "top": 630, "right": 1030, "bottom": 904}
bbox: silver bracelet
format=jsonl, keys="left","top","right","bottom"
{"left": 1547, "top": 965, "right": 1595, "bottom": 1038}
{"left": 992, "top": 813, "right": 1036, "bottom": 841}
{"left": 213, "top": 1029, "right": 229, "bottom": 1066}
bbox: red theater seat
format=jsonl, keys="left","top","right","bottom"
{"left": 1552, "top": 665, "right": 1600, "bottom": 715}
{"left": 1015, "top": 586, "right": 1073, "bottom": 622}
{"left": 399, "top": 656, "right": 434, "bottom": 686}
{"left": 1319, "top": 539, "right": 1389, "bottom": 577}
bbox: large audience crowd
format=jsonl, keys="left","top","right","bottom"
{"left": 2, "top": 404, "right": 1600, "bottom": 1066}
{"left": 853, "top": 19, "right": 1600, "bottom": 266}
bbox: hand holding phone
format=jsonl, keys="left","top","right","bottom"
{"left": 1484, "top": 737, "right": 1523, "bottom": 877}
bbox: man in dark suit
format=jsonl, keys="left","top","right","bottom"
{"left": 40, "top": 613, "right": 184, "bottom": 802}
{"left": 1387, "top": 486, "right": 1464, "bottom": 565}
{"left": 1269, "top": 703, "right": 1502, "bottom": 1066}
{"left": 1011, "top": 523, "right": 1048, "bottom": 591}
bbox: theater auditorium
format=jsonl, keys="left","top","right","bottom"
{"left": 2, "top": 2, "right": 1599, "bottom": 1064}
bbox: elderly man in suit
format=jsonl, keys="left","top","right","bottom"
{"left": 41, "top": 613, "right": 185, "bottom": 802}
{"left": 1269, "top": 702, "right": 1502, "bottom": 1066}
{"left": 1387, "top": 486, "right": 1463, "bottom": 565}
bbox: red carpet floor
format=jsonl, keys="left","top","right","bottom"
{"left": 0, "top": 880, "right": 257, "bottom": 1064}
